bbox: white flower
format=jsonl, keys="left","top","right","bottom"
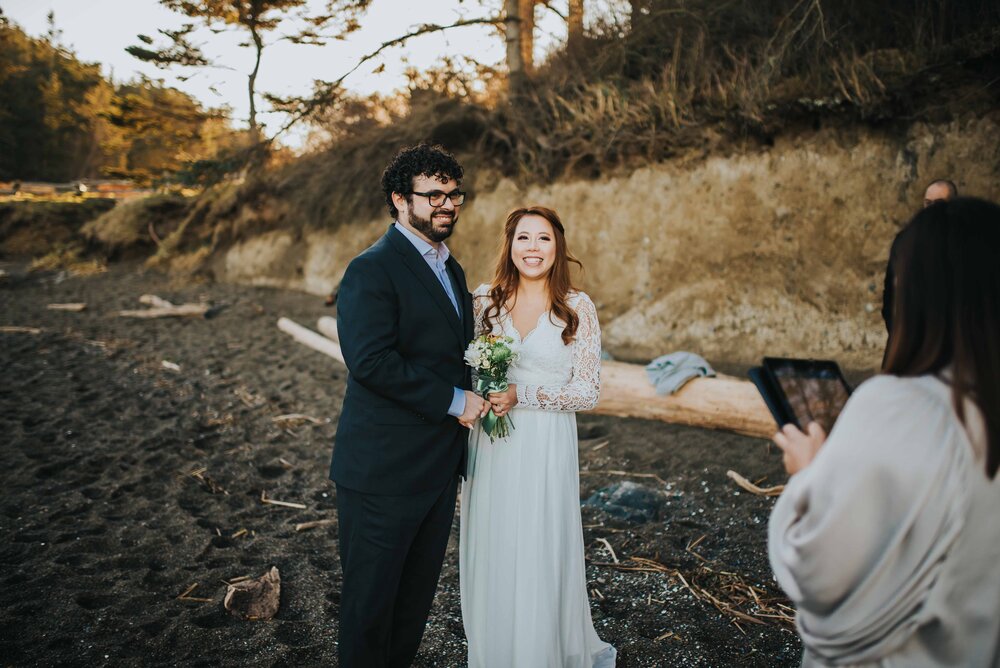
{"left": 464, "top": 346, "right": 483, "bottom": 368}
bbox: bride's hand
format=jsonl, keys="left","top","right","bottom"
{"left": 488, "top": 385, "right": 517, "bottom": 417}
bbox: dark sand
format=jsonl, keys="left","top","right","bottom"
{"left": 1, "top": 263, "right": 801, "bottom": 666}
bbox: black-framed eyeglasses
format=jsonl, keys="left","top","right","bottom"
{"left": 410, "top": 190, "right": 466, "bottom": 207}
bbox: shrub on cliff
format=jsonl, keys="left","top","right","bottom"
{"left": 82, "top": 193, "right": 191, "bottom": 258}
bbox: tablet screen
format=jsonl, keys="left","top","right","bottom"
{"left": 767, "top": 360, "right": 851, "bottom": 433}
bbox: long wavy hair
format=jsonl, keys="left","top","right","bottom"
{"left": 883, "top": 197, "right": 1000, "bottom": 478}
{"left": 480, "top": 206, "right": 583, "bottom": 346}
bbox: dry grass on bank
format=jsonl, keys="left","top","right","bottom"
{"left": 255, "top": 0, "right": 1000, "bottom": 227}
{"left": 6, "top": 1, "right": 997, "bottom": 274}
{"left": 82, "top": 193, "right": 191, "bottom": 255}
{"left": 28, "top": 243, "right": 107, "bottom": 276}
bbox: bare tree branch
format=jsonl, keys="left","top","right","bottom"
{"left": 538, "top": 1, "right": 567, "bottom": 21}
{"left": 268, "top": 16, "right": 503, "bottom": 141}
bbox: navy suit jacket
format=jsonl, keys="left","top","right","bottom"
{"left": 330, "top": 225, "right": 474, "bottom": 495}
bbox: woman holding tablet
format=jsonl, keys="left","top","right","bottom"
{"left": 768, "top": 198, "right": 1000, "bottom": 666}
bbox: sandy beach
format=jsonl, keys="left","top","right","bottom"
{"left": 1, "top": 263, "right": 801, "bottom": 666}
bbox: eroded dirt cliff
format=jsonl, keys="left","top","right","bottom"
{"left": 211, "top": 114, "right": 1000, "bottom": 370}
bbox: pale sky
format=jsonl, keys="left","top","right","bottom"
{"left": 2, "top": 0, "right": 574, "bottom": 149}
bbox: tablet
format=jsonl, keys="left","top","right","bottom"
{"left": 748, "top": 357, "right": 852, "bottom": 432}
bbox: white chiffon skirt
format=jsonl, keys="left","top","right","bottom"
{"left": 459, "top": 406, "right": 616, "bottom": 668}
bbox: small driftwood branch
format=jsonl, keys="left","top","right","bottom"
{"left": 119, "top": 294, "right": 209, "bottom": 319}
{"left": 277, "top": 317, "right": 344, "bottom": 364}
{"left": 271, "top": 413, "right": 325, "bottom": 425}
{"left": 140, "top": 294, "right": 175, "bottom": 308}
{"left": 260, "top": 490, "right": 307, "bottom": 510}
{"left": 176, "top": 582, "right": 214, "bottom": 603}
{"left": 596, "top": 537, "right": 619, "bottom": 564}
{"left": 0, "top": 326, "right": 42, "bottom": 334}
{"left": 184, "top": 467, "right": 229, "bottom": 495}
{"left": 596, "top": 555, "right": 795, "bottom": 629}
{"left": 47, "top": 303, "right": 87, "bottom": 312}
{"left": 579, "top": 469, "right": 667, "bottom": 485}
{"left": 726, "top": 470, "right": 785, "bottom": 497}
{"left": 177, "top": 583, "right": 198, "bottom": 598}
{"left": 295, "top": 518, "right": 337, "bottom": 532}
{"left": 119, "top": 305, "right": 209, "bottom": 318}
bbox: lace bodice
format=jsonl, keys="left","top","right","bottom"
{"left": 472, "top": 284, "right": 601, "bottom": 412}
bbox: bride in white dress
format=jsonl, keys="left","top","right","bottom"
{"left": 459, "top": 206, "right": 616, "bottom": 668}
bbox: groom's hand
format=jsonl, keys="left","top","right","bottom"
{"left": 458, "top": 391, "right": 490, "bottom": 428}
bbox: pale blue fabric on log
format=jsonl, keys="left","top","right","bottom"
{"left": 644, "top": 351, "right": 716, "bottom": 395}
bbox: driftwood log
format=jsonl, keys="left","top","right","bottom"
{"left": 595, "top": 361, "right": 774, "bottom": 438}
{"left": 282, "top": 316, "right": 774, "bottom": 438}
{"left": 277, "top": 317, "right": 344, "bottom": 364}
{"left": 316, "top": 316, "right": 338, "bottom": 343}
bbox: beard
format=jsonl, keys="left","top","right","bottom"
{"left": 407, "top": 200, "right": 456, "bottom": 242}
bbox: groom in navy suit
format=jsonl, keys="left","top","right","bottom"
{"left": 330, "top": 144, "right": 489, "bottom": 667}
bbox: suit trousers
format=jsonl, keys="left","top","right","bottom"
{"left": 335, "top": 476, "right": 459, "bottom": 668}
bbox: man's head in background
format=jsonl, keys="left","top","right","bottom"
{"left": 923, "top": 179, "right": 958, "bottom": 208}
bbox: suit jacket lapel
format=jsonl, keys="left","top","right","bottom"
{"left": 447, "top": 257, "right": 476, "bottom": 352}
{"left": 386, "top": 226, "right": 464, "bottom": 345}
{"left": 445, "top": 257, "right": 468, "bottom": 324}
{"left": 447, "top": 256, "right": 474, "bottom": 390}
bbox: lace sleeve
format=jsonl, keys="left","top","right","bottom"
{"left": 516, "top": 292, "right": 601, "bottom": 412}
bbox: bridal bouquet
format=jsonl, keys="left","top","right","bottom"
{"left": 464, "top": 334, "right": 519, "bottom": 441}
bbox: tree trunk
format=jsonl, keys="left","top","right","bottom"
{"left": 504, "top": 0, "right": 527, "bottom": 94}
{"left": 519, "top": 0, "right": 535, "bottom": 74}
{"left": 567, "top": 0, "right": 584, "bottom": 51}
{"left": 248, "top": 23, "right": 263, "bottom": 142}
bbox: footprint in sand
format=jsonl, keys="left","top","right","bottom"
{"left": 577, "top": 423, "right": 609, "bottom": 440}
{"left": 257, "top": 463, "right": 287, "bottom": 479}
{"left": 191, "top": 612, "right": 230, "bottom": 629}
{"left": 74, "top": 593, "right": 115, "bottom": 610}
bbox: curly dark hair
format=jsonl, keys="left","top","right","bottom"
{"left": 380, "top": 144, "right": 464, "bottom": 218}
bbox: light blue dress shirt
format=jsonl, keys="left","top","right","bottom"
{"left": 393, "top": 222, "right": 466, "bottom": 418}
